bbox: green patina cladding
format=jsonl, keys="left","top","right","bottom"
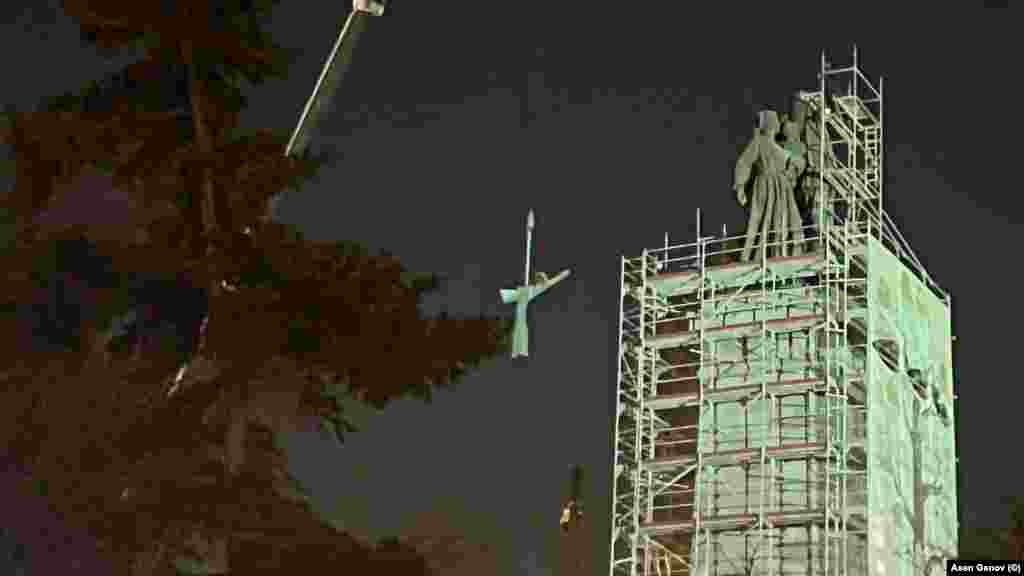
{"left": 867, "top": 235, "right": 957, "bottom": 576}
{"left": 877, "top": 272, "right": 895, "bottom": 313}
{"left": 881, "top": 368, "right": 898, "bottom": 408}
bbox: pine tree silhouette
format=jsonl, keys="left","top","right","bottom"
{"left": 1, "top": 1, "right": 509, "bottom": 573}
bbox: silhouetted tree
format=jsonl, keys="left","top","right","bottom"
{"left": 956, "top": 498, "right": 1024, "bottom": 562}
{"left": 958, "top": 527, "right": 1009, "bottom": 562}
{"left": 0, "top": 1, "right": 509, "bottom": 573}
{"left": 399, "top": 510, "right": 502, "bottom": 575}
{"left": 1004, "top": 496, "right": 1024, "bottom": 560}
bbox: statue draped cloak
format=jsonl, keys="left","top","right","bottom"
{"left": 735, "top": 128, "right": 796, "bottom": 261}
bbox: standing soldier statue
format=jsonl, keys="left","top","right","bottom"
{"left": 790, "top": 93, "right": 831, "bottom": 249}
{"left": 778, "top": 113, "right": 808, "bottom": 256}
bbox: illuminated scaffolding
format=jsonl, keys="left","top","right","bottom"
{"left": 609, "top": 48, "right": 956, "bottom": 576}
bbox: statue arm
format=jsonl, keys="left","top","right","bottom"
{"left": 733, "top": 135, "right": 759, "bottom": 190}
{"left": 787, "top": 151, "right": 807, "bottom": 179}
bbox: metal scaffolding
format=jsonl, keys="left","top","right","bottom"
{"left": 609, "top": 48, "right": 954, "bottom": 576}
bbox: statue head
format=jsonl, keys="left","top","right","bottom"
{"left": 782, "top": 120, "right": 801, "bottom": 142}
{"left": 757, "top": 110, "right": 780, "bottom": 135}
{"left": 790, "top": 94, "right": 810, "bottom": 127}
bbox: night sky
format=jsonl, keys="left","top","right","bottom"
{"left": 3, "top": 2, "right": 1020, "bottom": 574}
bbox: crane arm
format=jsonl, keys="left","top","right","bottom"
{"left": 268, "top": 1, "right": 386, "bottom": 221}
{"left": 285, "top": 1, "right": 386, "bottom": 158}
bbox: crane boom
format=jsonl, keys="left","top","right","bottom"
{"left": 285, "top": 1, "right": 386, "bottom": 158}
{"left": 267, "top": 1, "right": 386, "bottom": 221}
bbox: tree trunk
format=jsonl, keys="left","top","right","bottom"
{"left": 182, "top": 36, "right": 234, "bottom": 574}
{"left": 184, "top": 45, "right": 225, "bottom": 247}
{"left": 183, "top": 37, "right": 238, "bottom": 472}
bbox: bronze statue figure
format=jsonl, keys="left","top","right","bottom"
{"left": 790, "top": 94, "right": 832, "bottom": 248}
{"left": 778, "top": 114, "right": 807, "bottom": 256}
{"left": 734, "top": 110, "right": 791, "bottom": 261}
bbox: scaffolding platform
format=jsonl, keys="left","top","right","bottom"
{"left": 643, "top": 442, "right": 826, "bottom": 473}
{"left": 648, "top": 314, "right": 825, "bottom": 350}
{"left": 646, "top": 377, "right": 823, "bottom": 411}
{"left": 639, "top": 505, "right": 868, "bottom": 537}
{"left": 834, "top": 94, "right": 879, "bottom": 126}
{"left": 824, "top": 227, "right": 868, "bottom": 257}
{"left": 648, "top": 254, "right": 826, "bottom": 298}
{"left": 639, "top": 508, "right": 827, "bottom": 536}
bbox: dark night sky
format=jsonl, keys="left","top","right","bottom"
{"left": 3, "top": 2, "right": 1021, "bottom": 574}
